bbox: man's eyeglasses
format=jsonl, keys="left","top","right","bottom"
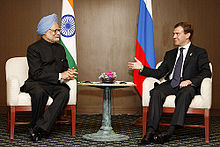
{"left": 49, "top": 29, "right": 61, "bottom": 33}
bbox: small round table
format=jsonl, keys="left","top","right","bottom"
{"left": 78, "top": 81, "right": 136, "bottom": 142}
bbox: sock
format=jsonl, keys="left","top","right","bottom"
{"left": 147, "top": 126, "right": 155, "bottom": 134}
{"left": 167, "top": 125, "right": 176, "bottom": 135}
{"left": 33, "top": 125, "right": 42, "bottom": 133}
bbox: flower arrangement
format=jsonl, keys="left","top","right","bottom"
{"left": 99, "top": 72, "right": 117, "bottom": 83}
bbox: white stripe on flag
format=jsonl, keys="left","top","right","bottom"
{"left": 144, "top": 0, "right": 153, "bottom": 18}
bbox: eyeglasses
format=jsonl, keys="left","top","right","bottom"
{"left": 49, "top": 29, "right": 61, "bottom": 33}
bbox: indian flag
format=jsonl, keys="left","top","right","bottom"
{"left": 60, "top": 0, "right": 77, "bottom": 70}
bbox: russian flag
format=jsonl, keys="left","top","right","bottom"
{"left": 134, "top": 0, "right": 155, "bottom": 97}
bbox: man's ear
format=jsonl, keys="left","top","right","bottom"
{"left": 186, "top": 32, "right": 191, "bottom": 39}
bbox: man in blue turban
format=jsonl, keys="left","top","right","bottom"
{"left": 37, "top": 13, "right": 59, "bottom": 36}
{"left": 20, "top": 13, "right": 77, "bottom": 141}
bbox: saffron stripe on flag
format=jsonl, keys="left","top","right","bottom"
{"left": 68, "top": 0, "right": 74, "bottom": 10}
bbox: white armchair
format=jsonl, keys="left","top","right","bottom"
{"left": 5, "top": 57, "right": 77, "bottom": 139}
{"left": 142, "top": 62, "right": 212, "bottom": 143}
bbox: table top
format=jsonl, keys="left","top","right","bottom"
{"left": 78, "top": 81, "right": 136, "bottom": 87}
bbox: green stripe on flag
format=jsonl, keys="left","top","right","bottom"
{"left": 60, "top": 39, "right": 78, "bottom": 80}
{"left": 60, "top": 39, "right": 77, "bottom": 69}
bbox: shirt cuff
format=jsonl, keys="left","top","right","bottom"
{"left": 59, "top": 73, "right": 65, "bottom": 83}
{"left": 59, "top": 73, "right": 62, "bottom": 80}
{"left": 139, "top": 65, "right": 144, "bottom": 72}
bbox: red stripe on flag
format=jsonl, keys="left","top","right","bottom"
{"left": 134, "top": 40, "right": 151, "bottom": 97}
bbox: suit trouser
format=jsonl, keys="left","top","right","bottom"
{"left": 147, "top": 81, "right": 196, "bottom": 131}
{"left": 28, "top": 82, "right": 70, "bottom": 132}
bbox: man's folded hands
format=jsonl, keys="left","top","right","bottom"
{"left": 61, "top": 68, "right": 78, "bottom": 80}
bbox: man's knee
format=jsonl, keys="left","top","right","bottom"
{"left": 30, "top": 87, "right": 47, "bottom": 97}
{"left": 150, "top": 88, "right": 159, "bottom": 97}
{"left": 57, "top": 86, "right": 70, "bottom": 101}
{"left": 150, "top": 87, "right": 165, "bottom": 98}
{"left": 175, "top": 86, "right": 196, "bottom": 105}
{"left": 150, "top": 88, "right": 165, "bottom": 104}
{"left": 60, "top": 86, "right": 69, "bottom": 94}
{"left": 178, "top": 86, "right": 196, "bottom": 98}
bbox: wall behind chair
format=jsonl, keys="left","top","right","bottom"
{"left": 0, "top": 0, "right": 219, "bottom": 115}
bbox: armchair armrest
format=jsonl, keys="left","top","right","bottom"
{"left": 65, "top": 79, "right": 77, "bottom": 105}
{"left": 6, "top": 76, "right": 20, "bottom": 106}
{"left": 200, "top": 78, "right": 212, "bottom": 109}
{"left": 142, "top": 77, "right": 161, "bottom": 106}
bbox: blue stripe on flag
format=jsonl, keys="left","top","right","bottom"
{"left": 137, "top": 0, "right": 155, "bottom": 68}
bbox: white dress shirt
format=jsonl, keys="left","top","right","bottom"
{"left": 169, "top": 42, "right": 191, "bottom": 80}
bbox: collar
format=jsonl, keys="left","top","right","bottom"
{"left": 178, "top": 42, "right": 191, "bottom": 50}
{"left": 40, "top": 37, "right": 57, "bottom": 46}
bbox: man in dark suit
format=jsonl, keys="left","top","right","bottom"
{"left": 20, "top": 14, "right": 77, "bottom": 141}
{"left": 128, "top": 22, "right": 211, "bottom": 144}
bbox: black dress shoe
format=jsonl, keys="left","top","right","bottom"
{"left": 28, "top": 127, "right": 41, "bottom": 141}
{"left": 138, "top": 132, "right": 155, "bottom": 145}
{"left": 154, "top": 132, "right": 171, "bottom": 144}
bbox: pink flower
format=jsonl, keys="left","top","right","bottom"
{"left": 99, "top": 72, "right": 117, "bottom": 80}
{"left": 106, "top": 72, "right": 114, "bottom": 78}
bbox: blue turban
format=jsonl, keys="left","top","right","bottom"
{"left": 37, "top": 13, "right": 59, "bottom": 36}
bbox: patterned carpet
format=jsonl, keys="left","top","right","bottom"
{"left": 0, "top": 113, "right": 220, "bottom": 146}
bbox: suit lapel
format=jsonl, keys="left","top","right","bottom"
{"left": 183, "top": 44, "right": 194, "bottom": 70}
{"left": 168, "top": 48, "right": 178, "bottom": 74}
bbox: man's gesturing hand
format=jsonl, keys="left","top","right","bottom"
{"left": 128, "top": 57, "right": 143, "bottom": 70}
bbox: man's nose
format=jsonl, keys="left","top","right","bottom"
{"left": 56, "top": 31, "right": 60, "bottom": 35}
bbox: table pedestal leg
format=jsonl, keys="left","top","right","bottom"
{"left": 83, "top": 87, "right": 129, "bottom": 141}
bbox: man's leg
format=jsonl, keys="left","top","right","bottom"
{"left": 147, "top": 82, "right": 176, "bottom": 132}
{"left": 171, "top": 85, "right": 196, "bottom": 127}
{"left": 139, "top": 82, "right": 175, "bottom": 145}
{"left": 36, "top": 84, "right": 70, "bottom": 132}
{"left": 28, "top": 84, "right": 49, "bottom": 141}
{"left": 29, "top": 85, "right": 49, "bottom": 129}
{"left": 155, "top": 85, "right": 196, "bottom": 144}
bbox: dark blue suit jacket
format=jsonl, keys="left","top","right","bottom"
{"left": 139, "top": 44, "right": 211, "bottom": 91}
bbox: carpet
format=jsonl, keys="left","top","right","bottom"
{"left": 0, "top": 114, "right": 219, "bottom": 146}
